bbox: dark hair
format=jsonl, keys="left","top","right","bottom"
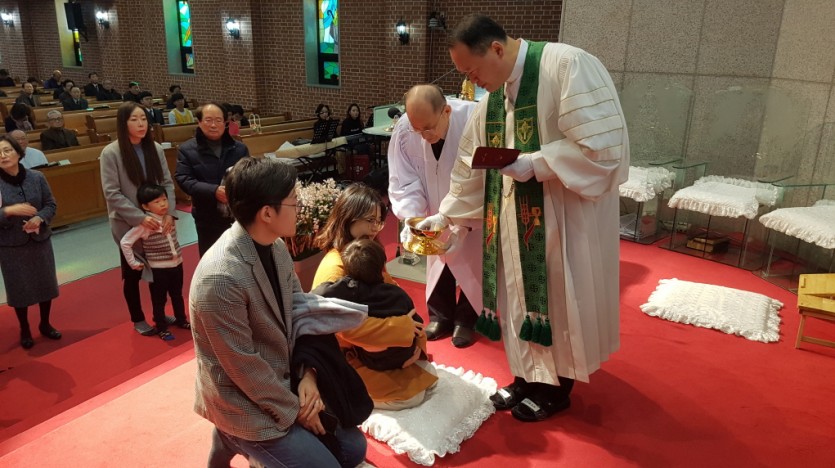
{"left": 136, "top": 183, "right": 168, "bottom": 206}
{"left": 21, "top": 81, "right": 33, "bottom": 89}
{"left": 169, "top": 84, "right": 181, "bottom": 93}
{"left": 26, "top": 77, "right": 40, "bottom": 84}
{"left": 345, "top": 103, "right": 361, "bottom": 120}
{"left": 195, "top": 102, "right": 226, "bottom": 121}
{"left": 61, "top": 79, "right": 74, "bottom": 88}
{"left": 170, "top": 92, "right": 185, "bottom": 103}
{"left": 448, "top": 14, "right": 508, "bottom": 55}
{"left": 315, "top": 103, "right": 331, "bottom": 118}
{"left": 314, "top": 183, "right": 388, "bottom": 252}
{"left": 226, "top": 158, "right": 297, "bottom": 226}
{"left": 116, "top": 102, "right": 165, "bottom": 187}
{"left": 10, "top": 103, "right": 32, "bottom": 120}
{"left": 137, "top": 91, "right": 153, "bottom": 100}
{"left": 230, "top": 104, "right": 244, "bottom": 116}
{"left": 0, "top": 134, "right": 25, "bottom": 161}
{"left": 341, "top": 239, "right": 386, "bottom": 284}
{"left": 88, "top": 72, "right": 98, "bottom": 78}
{"left": 0, "top": 69, "right": 9, "bottom": 77}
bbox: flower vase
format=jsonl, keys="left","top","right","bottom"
{"left": 293, "top": 249, "right": 325, "bottom": 292}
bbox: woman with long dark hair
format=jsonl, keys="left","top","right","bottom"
{"left": 100, "top": 102, "right": 178, "bottom": 337}
{"left": 0, "top": 134, "right": 60, "bottom": 349}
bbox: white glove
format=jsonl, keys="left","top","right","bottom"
{"left": 443, "top": 225, "right": 468, "bottom": 255}
{"left": 500, "top": 153, "right": 536, "bottom": 182}
{"left": 400, "top": 223, "right": 412, "bottom": 243}
{"left": 415, "top": 213, "right": 449, "bottom": 231}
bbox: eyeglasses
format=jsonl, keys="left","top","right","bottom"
{"left": 408, "top": 110, "right": 447, "bottom": 138}
{"left": 356, "top": 216, "right": 385, "bottom": 228}
{"left": 0, "top": 147, "right": 18, "bottom": 156}
{"left": 278, "top": 201, "right": 304, "bottom": 212}
{"left": 48, "top": 117, "right": 64, "bottom": 122}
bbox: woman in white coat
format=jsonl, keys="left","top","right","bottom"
{"left": 388, "top": 85, "right": 483, "bottom": 348}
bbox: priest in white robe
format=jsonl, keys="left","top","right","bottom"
{"left": 389, "top": 84, "right": 483, "bottom": 348}
{"left": 426, "top": 14, "right": 629, "bottom": 422}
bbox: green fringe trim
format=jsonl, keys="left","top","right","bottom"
{"left": 475, "top": 310, "right": 488, "bottom": 335}
{"left": 539, "top": 317, "right": 553, "bottom": 347}
{"left": 488, "top": 314, "right": 502, "bottom": 341}
{"left": 519, "top": 314, "right": 533, "bottom": 341}
{"left": 531, "top": 315, "right": 543, "bottom": 344}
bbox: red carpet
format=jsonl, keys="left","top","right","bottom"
{"left": 2, "top": 223, "right": 835, "bottom": 466}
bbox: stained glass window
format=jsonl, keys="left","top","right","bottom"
{"left": 177, "top": 0, "right": 194, "bottom": 73}
{"left": 317, "top": 0, "right": 339, "bottom": 85}
{"left": 72, "top": 29, "right": 82, "bottom": 66}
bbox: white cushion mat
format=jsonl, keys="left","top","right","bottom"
{"left": 759, "top": 204, "right": 835, "bottom": 249}
{"left": 668, "top": 181, "right": 760, "bottom": 219}
{"left": 696, "top": 175, "right": 782, "bottom": 207}
{"left": 619, "top": 166, "right": 675, "bottom": 202}
{"left": 361, "top": 363, "right": 497, "bottom": 466}
{"left": 640, "top": 278, "right": 783, "bottom": 343}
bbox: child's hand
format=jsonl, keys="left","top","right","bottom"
{"left": 131, "top": 263, "right": 144, "bottom": 271}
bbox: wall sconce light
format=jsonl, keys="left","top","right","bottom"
{"left": 226, "top": 18, "right": 241, "bottom": 39}
{"left": 95, "top": 11, "right": 110, "bottom": 29}
{"left": 396, "top": 19, "right": 409, "bottom": 45}
{"left": 1, "top": 11, "right": 14, "bottom": 27}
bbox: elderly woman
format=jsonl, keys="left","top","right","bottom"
{"left": 0, "top": 135, "right": 60, "bottom": 349}
{"left": 312, "top": 183, "right": 437, "bottom": 410}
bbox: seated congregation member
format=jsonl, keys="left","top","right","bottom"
{"left": 97, "top": 79, "right": 122, "bottom": 101}
{"left": 9, "top": 130, "right": 49, "bottom": 169}
{"left": 167, "top": 93, "right": 195, "bottom": 125}
{"left": 83, "top": 72, "right": 101, "bottom": 97}
{"left": 43, "top": 69, "right": 62, "bottom": 89}
{"left": 40, "top": 110, "right": 80, "bottom": 151}
{"left": 123, "top": 81, "right": 142, "bottom": 102}
{"left": 138, "top": 92, "right": 165, "bottom": 125}
{"left": 165, "top": 84, "right": 189, "bottom": 109}
{"left": 62, "top": 86, "right": 88, "bottom": 111}
{"left": 190, "top": 157, "right": 368, "bottom": 468}
{"left": 0, "top": 68, "right": 16, "bottom": 87}
{"left": 100, "top": 102, "right": 177, "bottom": 337}
{"left": 0, "top": 135, "right": 61, "bottom": 350}
{"left": 312, "top": 238, "right": 423, "bottom": 371}
{"left": 14, "top": 82, "right": 39, "bottom": 107}
{"left": 225, "top": 104, "right": 248, "bottom": 136}
{"left": 4, "top": 103, "right": 35, "bottom": 133}
{"left": 340, "top": 103, "right": 364, "bottom": 137}
{"left": 175, "top": 102, "right": 249, "bottom": 256}
{"left": 120, "top": 184, "right": 190, "bottom": 341}
{"left": 53, "top": 79, "right": 74, "bottom": 101}
{"left": 312, "top": 183, "right": 437, "bottom": 410}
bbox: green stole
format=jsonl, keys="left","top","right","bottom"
{"left": 477, "top": 41, "right": 551, "bottom": 347}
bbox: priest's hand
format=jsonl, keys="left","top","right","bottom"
{"left": 500, "top": 153, "right": 536, "bottom": 182}
{"left": 400, "top": 223, "right": 412, "bottom": 244}
{"left": 415, "top": 213, "right": 449, "bottom": 231}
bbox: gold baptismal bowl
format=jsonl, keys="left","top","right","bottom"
{"left": 403, "top": 217, "right": 450, "bottom": 256}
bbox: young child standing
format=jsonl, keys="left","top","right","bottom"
{"left": 120, "top": 184, "right": 190, "bottom": 340}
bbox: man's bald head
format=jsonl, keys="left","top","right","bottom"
{"left": 9, "top": 130, "right": 28, "bottom": 149}
{"left": 404, "top": 84, "right": 447, "bottom": 114}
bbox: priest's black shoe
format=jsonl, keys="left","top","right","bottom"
{"left": 20, "top": 332, "right": 34, "bottom": 350}
{"left": 451, "top": 325, "right": 475, "bottom": 348}
{"left": 424, "top": 321, "right": 453, "bottom": 341}
{"left": 39, "top": 325, "right": 62, "bottom": 340}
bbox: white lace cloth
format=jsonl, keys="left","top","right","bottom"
{"left": 641, "top": 278, "right": 783, "bottom": 343}
{"left": 759, "top": 202, "right": 835, "bottom": 249}
{"left": 619, "top": 166, "right": 676, "bottom": 202}
{"left": 361, "top": 363, "right": 497, "bottom": 466}
{"left": 668, "top": 181, "right": 760, "bottom": 218}
{"left": 695, "top": 175, "right": 783, "bottom": 207}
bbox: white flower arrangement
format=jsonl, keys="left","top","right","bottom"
{"left": 284, "top": 178, "right": 343, "bottom": 259}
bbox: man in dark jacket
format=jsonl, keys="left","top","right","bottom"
{"left": 62, "top": 87, "right": 88, "bottom": 111}
{"left": 83, "top": 72, "right": 101, "bottom": 97}
{"left": 96, "top": 80, "right": 122, "bottom": 101}
{"left": 175, "top": 102, "right": 250, "bottom": 255}
{"left": 40, "top": 110, "right": 80, "bottom": 151}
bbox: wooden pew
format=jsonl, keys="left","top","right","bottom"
{"left": 30, "top": 133, "right": 94, "bottom": 150}
{"left": 239, "top": 127, "right": 315, "bottom": 156}
{"left": 37, "top": 142, "right": 110, "bottom": 227}
{"left": 156, "top": 123, "right": 198, "bottom": 145}
{"left": 238, "top": 117, "right": 317, "bottom": 137}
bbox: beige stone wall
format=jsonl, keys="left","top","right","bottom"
{"left": 562, "top": 0, "right": 835, "bottom": 206}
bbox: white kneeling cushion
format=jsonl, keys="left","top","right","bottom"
{"left": 759, "top": 204, "right": 835, "bottom": 249}
{"left": 619, "top": 166, "right": 675, "bottom": 203}
{"left": 668, "top": 181, "right": 760, "bottom": 219}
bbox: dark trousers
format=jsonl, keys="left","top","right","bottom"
{"left": 196, "top": 222, "right": 232, "bottom": 257}
{"left": 119, "top": 251, "right": 147, "bottom": 323}
{"left": 149, "top": 264, "right": 186, "bottom": 331}
{"left": 516, "top": 375, "right": 575, "bottom": 401}
{"left": 427, "top": 264, "right": 477, "bottom": 328}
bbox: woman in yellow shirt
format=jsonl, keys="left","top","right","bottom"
{"left": 313, "top": 183, "right": 437, "bottom": 409}
{"left": 167, "top": 93, "right": 195, "bottom": 125}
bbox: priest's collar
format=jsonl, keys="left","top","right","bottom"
{"left": 506, "top": 39, "right": 528, "bottom": 86}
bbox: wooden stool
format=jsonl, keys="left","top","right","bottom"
{"left": 796, "top": 273, "right": 835, "bottom": 348}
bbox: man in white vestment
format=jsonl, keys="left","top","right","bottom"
{"left": 423, "top": 14, "right": 629, "bottom": 422}
{"left": 389, "top": 84, "right": 482, "bottom": 348}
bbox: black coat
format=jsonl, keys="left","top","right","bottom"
{"left": 175, "top": 128, "right": 249, "bottom": 228}
{"left": 62, "top": 98, "right": 88, "bottom": 111}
